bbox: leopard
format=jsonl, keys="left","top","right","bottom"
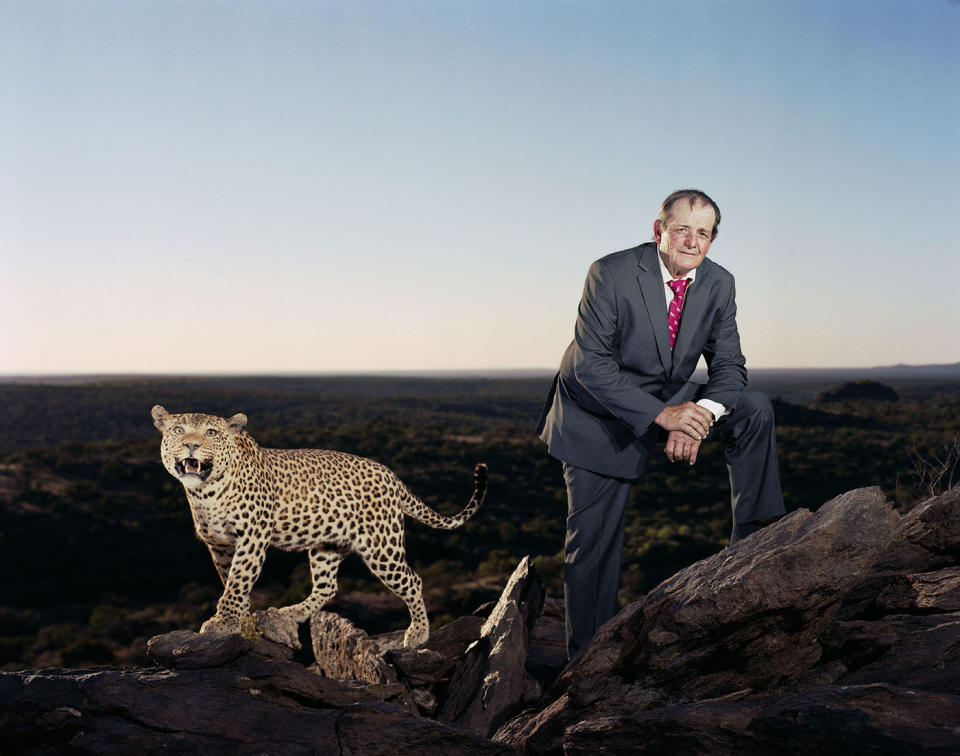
{"left": 151, "top": 405, "right": 487, "bottom": 649}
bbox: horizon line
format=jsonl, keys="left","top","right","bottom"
{"left": 2, "top": 361, "right": 960, "bottom": 381}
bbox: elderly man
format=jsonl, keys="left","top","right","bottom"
{"left": 536, "top": 189, "right": 784, "bottom": 658}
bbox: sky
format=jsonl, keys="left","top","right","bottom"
{"left": 2, "top": 0, "right": 958, "bottom": 373}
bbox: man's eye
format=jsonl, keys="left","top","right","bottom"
{"left": 699, "top": 231, "right": 709, "bottom": 238}
{"left": 206, "top": 429, "right": 219, "bottom": 437}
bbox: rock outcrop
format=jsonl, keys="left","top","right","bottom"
{"left": 433, "top": 555, "right": 544, "bottom": 736}
{"left": 310, "top": 556, "right": 548, "bottom": 733}
{"left": 3, "top": 485, "right": 960, "bottom": 754}
{"left": 496, "top": 485, "right": 960, "bottom": 754}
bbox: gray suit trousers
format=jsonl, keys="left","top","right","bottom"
{"left": 562, "top": 389, "right": 783, "bottom": 658}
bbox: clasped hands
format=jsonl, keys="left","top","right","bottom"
{"left": 654, "top": 402, "right": 715, "bottom": 465}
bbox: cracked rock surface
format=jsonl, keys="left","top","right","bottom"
{"left": 496, "top": 486, "right": 960, "bottom": 755}
{"left": 0, "top": 629, "right": 509, "bottom": 755}
{"left": 5, "top": 486, "right": 960, "bottom": 754}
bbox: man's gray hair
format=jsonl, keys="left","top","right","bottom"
{"left": 658, "top": 189, "right": 721, "bottom": 240}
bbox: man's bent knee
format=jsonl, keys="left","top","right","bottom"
{"left": 734, "top": 390, "right": 774, "bottom": 423}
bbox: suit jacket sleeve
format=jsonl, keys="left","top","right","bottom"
{"left": 699, "top": 279, "right": 748, "bottom": 408}
{"left": 569, "top": 259, "right": 667, "bottom": 437}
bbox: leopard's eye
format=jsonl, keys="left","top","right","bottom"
{"left": 173, "top": 426, "right": 185, "bottom": 435}
{"left": 206, "top": 428, "right": 219, "bottom": 437}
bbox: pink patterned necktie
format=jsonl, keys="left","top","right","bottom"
{"left": 667, "top": 278, "right": 691, "bottom": 350}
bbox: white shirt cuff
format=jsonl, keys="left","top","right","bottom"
{"left": 696, "top": 398, "right": 729, "bottom": 422}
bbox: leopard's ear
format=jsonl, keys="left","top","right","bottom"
{"left": 226, "top": 413, "right": 248, "bottom": 436}
{"left": 151, "top": 405, "right": 170, "bottom": 432}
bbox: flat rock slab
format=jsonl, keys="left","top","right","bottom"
{"left": 0, "top": 660, "right": 510, "bottom": 755}
{"left": 147, "top": 630, "right": 253, "bottom": 669}
{"left": 147, "top": 627, "right": 294, "bottom": 670}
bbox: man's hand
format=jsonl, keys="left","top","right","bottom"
{"left": 654, "top": 402, "right": 714, "bottom": 440}
{"left": 665, "top": 431, "right": 701, "bottom": 464}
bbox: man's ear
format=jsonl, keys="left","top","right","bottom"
{"left": 151, "top": 405, "right": 170, "bottom": 432}
{"left": 653, "top": 219, "right": 663, "bottom": 244}
{"left": 226, "top": 413, "right": 248, "bottom": 436}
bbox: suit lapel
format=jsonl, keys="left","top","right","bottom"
{"left": 634, "top": 245, "right": 672, "bottom": 373}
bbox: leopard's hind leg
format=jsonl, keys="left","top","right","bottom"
{"left": 275, "top": 548, "right": 346, "bottom": 623}
{"left": 359, "top": 546, "right": 429, "bottom": 649}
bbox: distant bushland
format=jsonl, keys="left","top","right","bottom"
{"left": 1, "top": 372, "right": 958, "bottom": 669}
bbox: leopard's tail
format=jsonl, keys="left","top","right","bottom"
{"left": 400, "top": 463, "right": 488, "bottom": 530}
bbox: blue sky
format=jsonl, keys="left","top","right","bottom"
{"left": 2, "top": 0, "right": 958, "bottom": 373}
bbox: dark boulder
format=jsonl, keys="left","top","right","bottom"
{"left": 496, "top": 485, "right": 960, "bottom": 754}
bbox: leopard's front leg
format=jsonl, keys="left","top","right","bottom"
{"left": 205, "top": 542, "right": 235, "bottom": 586}
{"left": 200, "top": 530, "right": 269, "bottom": 635}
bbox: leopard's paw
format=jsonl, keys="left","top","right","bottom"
{"left": 403, "top": 623, "right": 429, "bottom": 650}
{"left": 199, "top": 615, "right": 241, "bottom": 635}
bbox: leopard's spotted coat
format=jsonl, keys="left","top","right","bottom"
{"left": 151, "top": 405, "right": 487, "bottom": 648}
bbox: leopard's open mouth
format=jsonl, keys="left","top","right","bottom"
{"left": 175, "top": 457, "right": 213, "bottom": 480}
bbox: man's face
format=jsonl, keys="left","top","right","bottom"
{"left": 654, "top": 200, "right": 717, "bottom": 278}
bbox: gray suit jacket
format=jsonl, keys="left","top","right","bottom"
{"left": 537, "top": 242, "right": 747, "bottom": 478}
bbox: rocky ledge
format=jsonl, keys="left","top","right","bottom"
{"left": 2, "top": 486, "right": 959, "bottom": 754}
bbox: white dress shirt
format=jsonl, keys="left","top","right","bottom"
{"left": 657, "top": 254, "right": 729, "bottom": 422}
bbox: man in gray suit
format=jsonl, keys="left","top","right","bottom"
{"left": 537, "top": 189, "right": 784, "bottom": 658}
